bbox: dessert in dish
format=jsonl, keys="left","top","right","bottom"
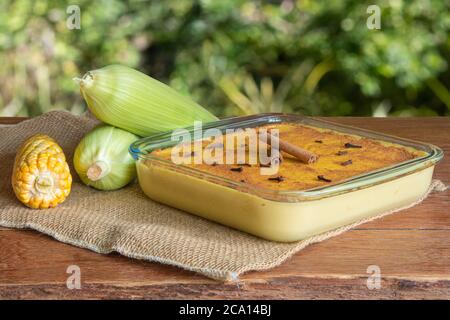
{"left": 149, "top": 123, "right": 425, "bottom": 191}
{"left": 130, "top": 114, "right": 442, "bottom": 242}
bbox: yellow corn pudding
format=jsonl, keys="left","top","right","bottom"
{"left": 149, "top": 123, "right": 425, "bottom": 191}
{"left": 134, "top": 117, "right": 440, "bottom": 242}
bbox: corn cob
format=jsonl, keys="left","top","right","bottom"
{"left": 11, "top": 134, "right": 72, "bottom": 209}
{"left": 75, "top": 64, "right": 218, "bottom": 137}
{"left": 73, "top": 125, "right": 138, "bottom": 190}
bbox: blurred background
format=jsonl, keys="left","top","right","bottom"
{"left": 0, "top": 0, "right": 449, "bottom": 118}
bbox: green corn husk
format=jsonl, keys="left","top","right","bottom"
{"left": 75, "top": 64, "right": 218, "bottom": 136}
{"left": 74, "top": 125, "right": 139, "bottom": 191}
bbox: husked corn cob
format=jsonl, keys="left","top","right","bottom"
{"left": 11, "top": 134, "right": 72, "bottom": 209}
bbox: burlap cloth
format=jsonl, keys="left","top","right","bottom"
{"left": 0, "top": 111, "right": 446, "bottom": 281}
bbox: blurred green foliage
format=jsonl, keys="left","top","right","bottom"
{"left": 0, "top": 0, "right": 449, "bottom": 117}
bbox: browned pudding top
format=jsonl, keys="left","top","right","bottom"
{"left": 149, "top": 123, "right": 425, "bottom": 191}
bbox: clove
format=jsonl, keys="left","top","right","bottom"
{"left": 268, "top": 176, "right": 285, "bottom": 182}
{"left": 344, "top": 142, "right": 362, "bottom": 149}
{"left": 317, "top": 175, "right": 332, "bottom": 182}
{"left": 340, "top": 159, "right": 353, "bottom": 166}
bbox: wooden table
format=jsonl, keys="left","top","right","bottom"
{"left": 0, "top": 117, "right": 449, "bottom": 300}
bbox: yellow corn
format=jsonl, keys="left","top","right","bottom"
{"left": 11, "top": 134, "right": 72, "bottom": 209}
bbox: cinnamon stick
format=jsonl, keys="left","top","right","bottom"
{"left": 263, "top": 132, "right": 318, "bottom": 164}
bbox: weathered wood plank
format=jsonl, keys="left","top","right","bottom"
{"left": 1, "top": 278, "right": 449, "bottom": 300}
{"left": 0, "top": 117, "right": 27, "bottom": 125}
{"left": 1, "top": 229, "right": 449, "bottom": 286}
{"left": 1, "top": 116, "right": 449, "bottom": 299}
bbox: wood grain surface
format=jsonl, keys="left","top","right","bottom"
{"left": 0, "top": 116, "right": 449, "bottom": 300}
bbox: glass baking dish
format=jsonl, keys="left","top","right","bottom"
{"left": 129, "top": 114, "right": 443, "bottom": 242}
